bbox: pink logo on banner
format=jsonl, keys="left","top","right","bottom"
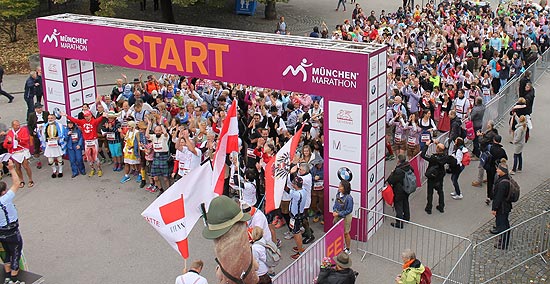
{"left": 36, "top": 18, "right": 368, "bottom": 98}
{"left": 324, "top": 219, "right": 345, "bottom": 262}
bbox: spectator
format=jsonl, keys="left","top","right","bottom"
{"left": 0, "top": 65, "right": 14, "bottom": 103}
{"left": 485, "top": 135, "right": 508, "bottom": 205}
{"left": 387, "top": 154, "right": 412, "bottom": 229}
{"left": 395, "top": 249, "right": 426, "bottom": 284}
{"left": 174, "top": 260, "right": 207, "bottom": 284}
{"left": 316, "top": 251, "right": 357, "bottom": 284}
{"left": 421, "top": 140, "right": 450, "bottom": 214}
{"left": 510, "top": 115, "right": 527, "bottom": 175}
{"left": 250, "top": 226, "right": 272, "bottom": 284}
{"left": 332, "top": 180, "right": 353, "bottom": 255}
{"left": 491, "top": 159, "right": 513, "bottom": 250}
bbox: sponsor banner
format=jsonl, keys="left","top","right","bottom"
{"left": 82, "top": 87, "right": 96, "bottom": 104}
{"left": 377, "top": 96, "right": 386, "bottom": 119}
{"left": 67, "top": 74, "right": 81, "bottom": 93}
{"left": 81, "top": 70, "right": 95, "bottom": 89}
{"left": 368, "top": 145, "right": 377, "bottom": 170}
{"left": 378, "top": 73, "right": 387, "bottom": 96}
{"left": 80, "top": 60, "right": 93, "bottom": 72}
{"left": 367, "top": 166, "right": 376, "bottom": 191}
{"left": 377, "top": 119, "right": 385, "bottom": 141}
{"left": 376, "top": 138, "right": 385, "bottom": 163}
{"left": 368, "top": 124, "right": 377, "bottom": 147}
{"left": 377, "top": 161, "right": 385, "bottom": 185}
{"left": 44, "top": 79, "right": 65, "bottom": 104}
{"left": 69, "top": 91, "right": 83, "bottom": 109}
{"left": 328, "top": 101, "right": 362, "bottom": 134}
{"left": 367, "top": 186, "right": 376, "bottom": 209}
{"left": 368, "top": 101, "right": 377, "bottom": 124}
{"left": 378, "top": 52, "right": 386, "bottom": 75}
{"left": 369, "top": 77, "right": 378, "bottom": 103}
{"left": 369, "top": 55, "right": 378, "bottom": 79}
{"left": 376, "top": 181, "right": 384, "bottom": 204}
{"left": 70, "top": 107, "right": 81, "bottom": 118}
{"left": 43, "top": 57, "right": 63, "bottom": 81}
{"left": 328, "top": 186, "right": 361, "bottom": 219}
{"left": 328, "top": 130, "right": 361, "bottom": 164}
{"left": 47, "top": 101, "right": 65, "bottom": 114}
{"left": 328, "top": 159, "right": 361, "bottom": 191}
{"left": 66, "top": 59, "right": 80, "bottom": 76}
{"left": 37, "top": 18, "right": 375, "bottom": 96}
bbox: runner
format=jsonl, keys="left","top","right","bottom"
{"left": 38, "top": 114, "right": 67, "bottom": 178}
{"left": 2, "top": 121, "right": 34, "bottom": 188}
{"left": 62, "top": 110, "right": 107, "bottom": 177}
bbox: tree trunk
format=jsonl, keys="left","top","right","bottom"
{"left": 160, "top": 0, "right": 176, "bottom": 24}
{"left": 9, "top": 21, "right": 18, "bottom": 43}
{"left": 265, "top": 0, "right": 277, "bottom": 20}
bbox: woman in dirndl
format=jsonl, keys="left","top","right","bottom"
{"left": 437, "top": 92, "right": 452, "bottom": 132}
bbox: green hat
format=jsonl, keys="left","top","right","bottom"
{"left": 202, "top": 195, "right": 251, "bottom": 239}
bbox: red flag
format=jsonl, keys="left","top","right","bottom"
{"left": 265, "top": 125, "right": 304, "bottom": 213}
{"left": 212, "top": 100, "right": 239, "bottom": 195}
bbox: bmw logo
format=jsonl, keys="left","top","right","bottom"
{"left": 337, "top": 167, "right": 353, "bottom": 182}
{"left": 371, "top": 85, "right": 376, "bottom": 95}
{"left": 71, "top": 80, "right": 78, "bottom": 87}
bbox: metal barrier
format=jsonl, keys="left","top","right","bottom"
{"left": 272, "top": 219, "right": 344, "bottom": 284}
{"left": 356, "top": 208, "right": 473, "bottom": 283}
{"left": 471, "top": 210, "right": 550, "bottom": 284}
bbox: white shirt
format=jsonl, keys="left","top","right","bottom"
{"left": 248, "top": 209, "right": 272, "bottom": 243}
{"left": 174, "top": 271, "right": 208, "bottom": 284}
{"left": 252, "top": 239, "right": 269, "bottom": 277}
{"left": 175, "top": 146, "right": 201, "bottom": 176}
{"left": 242, "top": 181, "right": 257, "bottom": 207}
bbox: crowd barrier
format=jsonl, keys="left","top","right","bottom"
{"left": 272, "top": 219, "right": 344, "bottom": 284}
{"left": 356, "top": 208, "right": 473, "bottom": 283}
{"left": 471, "top": 210, "right": 550, "bottom": 283}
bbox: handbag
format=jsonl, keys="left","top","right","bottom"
{"left": 382, "top": 184, "right": 394, "bottom": 206}
{"left": 465, "top": 120, "right": 475, "bottom": 140}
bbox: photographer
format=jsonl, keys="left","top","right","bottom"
{"left": 316, "top": 251, "right": 357, "bottom": 284}
{"left": 0, "top": 160, "right": 25, "bottom": 284}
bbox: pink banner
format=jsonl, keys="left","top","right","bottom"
{"left": 324, "top": 219, "right": 345, "bottom": 262}
{"left": 37, "top": 18, "right": 368, "bottom": 99}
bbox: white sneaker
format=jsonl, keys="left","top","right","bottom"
{"left": 452, "top": 194, "right": 463, "bottom": 200}
{"left": 284, "top": 231, "right": 292, "bottom": 237}
{"left": 344, "top": 248, "right": 351, "bottom": 255}
{"left": 510, "top": 171, "right": 515, "bottom": 175}
{"left": 450, "top": 192, "right": 457, "bottom": 196}
{"left": 284, "top": 233, "right": 294, "bottom": 240}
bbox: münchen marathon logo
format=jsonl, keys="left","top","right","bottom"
{"left": 42, "top": 29, "right": 89, "bottom": 51}
{"left": 282, "top": 58, "right": 359, "bottom": 89}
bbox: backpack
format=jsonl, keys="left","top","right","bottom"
{"left": 505, "top": 177, "right": 521, "bottom": 203}
{"left": 402, "top": 168, "right": 417, "bottom": 194}
{"left": 461, "top": 149, "right": 471, "bottom": 166}
{"left": 420, "top": 266, "right": 432, "bottom": 284}
{"left": 257, "top": 239, "right": 281, "bottom": 267}
{"left": 480, "top": 144, "right": 493, "bottom": 171}
{"left": 424, "top": 164, "right": 442, "bottom": 179}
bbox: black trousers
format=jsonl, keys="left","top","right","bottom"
{"left": 486, "top": 168, "right": 496, "bottom": 200}
{"left": 394, "top": 198, "right": 410, "bottom": 227}
{"left": 495, "top": 212, "right": 511, "bottom": 248}
{"left": 0, "top": 84, "right": 14, "bottom": 101}
{"left": 0, "top": 229, "right": 23, "bottom": 272}
{"left": 426, "top": 179, "right": 444, "bottom": 210}
{"left": 472, "top": 127, "right": 482, "bottom": 157}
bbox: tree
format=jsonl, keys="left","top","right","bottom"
{"left": 0, "top": 0, "right": 39, "bottom": 42}
{"left": 97, "top": 0, "right": 199, "bottom": 24}
{"left": 258, "top": 0, "right": 288, "bottom": 20}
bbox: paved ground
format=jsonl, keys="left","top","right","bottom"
{"left": 0, "top": 0, "right": 546, "bottom": 283}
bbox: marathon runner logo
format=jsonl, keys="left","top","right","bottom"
{"left": 42, "top": 28, "right": 89, "bottom": 51}
{"left": 282, "top": 58, "right": 359, "bottom": 89}
{"left": 336, "top": 109, "right": 353, "bottom": 124}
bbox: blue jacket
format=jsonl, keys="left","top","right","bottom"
{"left": 333, "top": 192, "right": 353, "bottom": 218}
{"left": 66, "top": 127, "right": 84, "bottom": 151}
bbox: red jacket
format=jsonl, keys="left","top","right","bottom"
{"left": 67, "top": 116, "right": 104, "bottom": 141}
{"left": 3, "top": 127, "right": 31, "bottom": 153}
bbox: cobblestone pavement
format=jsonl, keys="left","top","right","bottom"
{"left": 469, "top": 179, "right": 550, "bottom": 284}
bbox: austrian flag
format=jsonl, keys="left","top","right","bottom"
{"left": 212, "top": 100, "right": 239, "bottom": 195}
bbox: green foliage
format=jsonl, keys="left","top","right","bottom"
{"left": 0, "top": 0, "right": 39, "bottom": 42}
{"left": 97, "top": 1, "right": 129, "bottom": 17}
